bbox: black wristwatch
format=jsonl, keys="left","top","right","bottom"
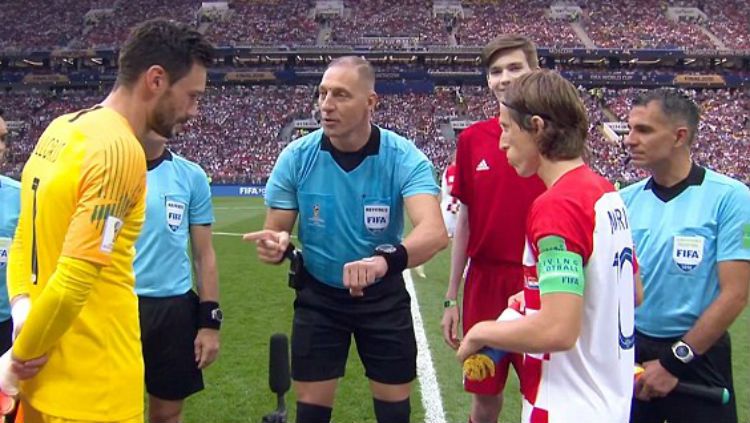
{"left": 373, "top": 243, "right": 408, "bottom": 277}
{"left": 210, "top": 308, "right": 224, "bottom": 323}
{"left": 199, "top": 301, "right": 223, "bottom": 330}
{"left": 374, "top": 244, "right": 397, "bottom": 255}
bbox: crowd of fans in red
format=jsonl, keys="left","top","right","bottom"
{"left": 2, "top": 86, "right": 747, "bottom": 185}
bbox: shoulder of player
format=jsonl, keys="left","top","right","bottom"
{"left": 457, "top": 118, "right": 499, "bottom": 143}
{"left": 0, "top": 175, "right": 21, "bottom": 191}
{"left": 618, "top": 178, "right": 649, "bottom": 199}
{"left": 170, "top": 152, "right": 210, "bottom": 187}
{"left": 170, "top": 151, "right": 206, "bottom": 174}
{"left": 702, "top": 168, "right": 749, "bottom": 194}
{"left": 377, "top": 126, "right": 420, "bottom": 156}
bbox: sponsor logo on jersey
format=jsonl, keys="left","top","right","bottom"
{"left": 475, "top": 159, "right": 490, "bottom": 172}
{"left": 364, "top": 204, "right": 390, "bottom": 234}
{"left": 673, "top": 235, "right": 704, "bottom": 272}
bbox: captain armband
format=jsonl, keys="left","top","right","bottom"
{"left": 536, "top": 236, "right": 585, "bottom": 296}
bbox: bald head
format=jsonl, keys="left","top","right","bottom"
{"left": 326, "top": 56, "right": 375, "bottom": 91}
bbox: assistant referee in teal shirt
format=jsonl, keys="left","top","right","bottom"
{"left": 621, "top": 89, "right": 749, "bottom": 423}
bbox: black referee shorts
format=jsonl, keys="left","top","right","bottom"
{"left": 291, "top": 269, "right": 417, "bottom": 385}
{"left": 139, "top": 290, "right": 204, "bottom": 401}
{"left": 631, "top": 330, "right": 737, "bottom": 423}
{"left": 0, "top": 318, "right": 11, "bottom": 355}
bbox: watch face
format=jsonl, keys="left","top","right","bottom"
{"left": 675, "top": 345, "right": 690, "bottom": 358}
{"left": 376, "top": 244, "right": 397, "bottom": 254}
{"left": 211, "top": 309, "right": 223, "bottom": 322}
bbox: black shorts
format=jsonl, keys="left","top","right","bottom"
{"left": 291, "top": 269, "right": 417, "bottom": 385}
{"left": 139, "top": 291, "right": 204, "bottom": 401}
{"left": 0, "top": 318, "right": 11, "bottom": 355}
{"left": 631, "top": 330, "right": 737, "bottom": 423}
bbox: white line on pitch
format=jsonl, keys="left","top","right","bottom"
{"left": 213, "top": 231, "right": 298, "bottom": 239}
{"left": 213, "top": 206, "right": 267, "bottom": 210}
{"left": 404, "top": 269, "right": 446, "bottom": 423}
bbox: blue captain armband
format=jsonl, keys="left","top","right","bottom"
{"left": 536, "top": 236, "right": 585, "bottom": 296}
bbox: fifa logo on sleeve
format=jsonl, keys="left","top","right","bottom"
{"left": 100, "top": 215, "right": 124, "bottom": 253}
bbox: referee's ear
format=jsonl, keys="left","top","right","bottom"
{"left": 673, "top": 126, "right": 691, "bottom": 150}
{"left": 367, "top": 91, "right": 379, "bottom": 114}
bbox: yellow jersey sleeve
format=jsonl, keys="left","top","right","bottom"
{"left": 61, "top": 140, "right": 144, "bottom": 266}
{"left": 7, "top": 209, "right": 29, "bottom": 300}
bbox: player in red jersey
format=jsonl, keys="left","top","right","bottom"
{"left": 458, "top": 69, "right": 637, "bottom": 423}
{"left": 440, "top": 35, "right": 546, "bottom": 423}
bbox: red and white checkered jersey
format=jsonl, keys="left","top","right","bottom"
{"left": 521, "top": 165, "right": 636, "bottom": 423}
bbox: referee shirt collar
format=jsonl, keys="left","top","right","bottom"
{"left": 147, "top": 148, "right": 173, "bottom": 171}
{"left": 321, "top": 124, "right": 380, "bottom": 172}
{"left": 645, "top": 162, "right": 705, "bottom": 203}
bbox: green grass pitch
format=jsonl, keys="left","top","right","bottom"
{"left": 181, "top": 197, "right": 748, "bottom": 423}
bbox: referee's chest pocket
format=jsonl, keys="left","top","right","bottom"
{"left": 298, "top": 192, "right": 334, "bottom": 240}
{"left": 163, "top": 194, "right": 189, "bottom": 234}
{"left": 361, "top": 196, "right": 392, "bottom": 240}
{"left": 668, "top": 226, "right": 715, "bottom": 277}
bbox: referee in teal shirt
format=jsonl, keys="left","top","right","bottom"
{"left": 134, "top": 131, "right": 221, "bottom": 423}
{"left": 621, "top": 89, "right": 750, "bottom": 423}
{"left": 245, "top": 57, "right": 448, "bottom": 423}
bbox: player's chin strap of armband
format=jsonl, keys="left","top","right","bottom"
{"left": 281, "top": 243, "right": 305, "bottom": 290}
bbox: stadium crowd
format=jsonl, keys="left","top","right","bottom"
{"left": 1, "top": 85, "right": 747, "bottom": 185}
{"left": 1, "top": 0, "right": 749, "bottom": 50}
{"left": 455, "top": 1, "right": 583, "bottom": 47}
{"left": 580, "top": 0, "right": 714, "bottom": 49}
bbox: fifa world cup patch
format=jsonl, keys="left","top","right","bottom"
{"left": 0, "top": 237, "right": 11, "bottom": 266}
{"left": 743, "top": 224, "right": 750, "bottom": 249}
{"left": 364, "top": 204, "right": 389, "bottom": 234}
{"left": 100, "top": 215, "right": 124, "bottom": 253}
{"left": 166, "top": 200, "right": 186, "bottom": 231}
{"left": 673, "top": 235, "right": 704, "bottom": 271}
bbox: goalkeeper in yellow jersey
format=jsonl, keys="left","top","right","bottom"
{"left": 2, "top": 19, "right": 212, "bottom": 423}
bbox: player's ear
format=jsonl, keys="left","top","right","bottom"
{"left": 144, "top": 65, "right": 168, "bottom": 94}
{"left": 530, "top": 115, "right": 545, "bottom": 136}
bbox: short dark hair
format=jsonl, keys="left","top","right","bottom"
{"left": 326, "top": 56, "right": 376, "bottom": 90}
{"left": 482, "top": 35, "right": 539, "bottom": 70}
{"left": 503, "top": 70, "right": 588, "bottom": 160}
{"left": 633, "top": 89, "right": 700, "bottom": 145}
{"left": 116, "top": 19, "right": 213, "bottom": 88}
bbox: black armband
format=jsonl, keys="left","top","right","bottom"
{"left": 374, "top": 243, "right": 409, "bottom": 277}
{"left": 198, "top": 301, "right": 223, "bottom": 330}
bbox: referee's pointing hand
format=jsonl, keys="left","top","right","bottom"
{"left": 243, "top": 230, "right": 290, "bottom": 264}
